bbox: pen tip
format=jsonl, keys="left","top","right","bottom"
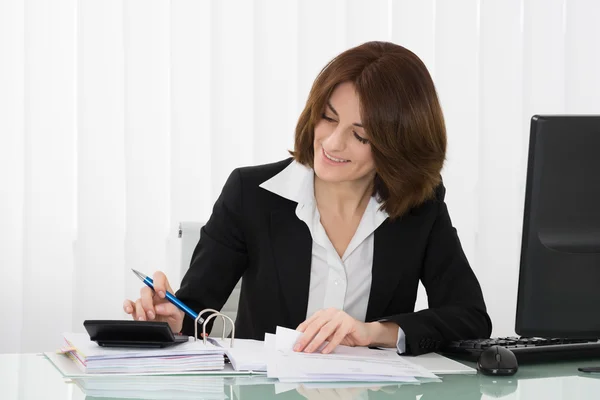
{"left": 131, "top": 269, "right": 145, "bottom": 280}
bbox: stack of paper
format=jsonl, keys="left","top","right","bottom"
{"left": 71, "top": 375, "right": 226, "bottom": 400}
{"left": 207, "top": 338, "right": 268, "bottom": 372}
{"left": 208, "top": 338, "right": 267, "bottom": 372}
{"left": 62, "top": 333, "right": 225, "bottom": 374}
{"left": 47, "top": 327, "right": 473, "bottom": 385}
{"left": 266, "top": 327, "right": 440, "bottom": 383}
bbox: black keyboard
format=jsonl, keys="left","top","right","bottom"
{"left": 442, "top": 337, "right": 600, "bottom": 363}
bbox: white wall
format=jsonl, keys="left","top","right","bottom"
{"left": 1, "top": 0, "right": 599, "bottom": 354}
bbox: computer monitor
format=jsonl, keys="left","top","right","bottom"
{"left": 516, "top": 115, "right": 600, "bottom": 338}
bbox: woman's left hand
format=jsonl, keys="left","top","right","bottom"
{"left": 294, "top": 308, "right": 372, "bottom": 354}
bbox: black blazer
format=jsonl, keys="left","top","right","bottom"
{"left": 176, "top": 158, "right": 492, "bottom": 355}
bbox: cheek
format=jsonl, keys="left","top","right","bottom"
{"left": 355, "top": 146, "right": 374, "bottom": 165}
{"left": 313, "top": 124, "right": 327, "bottom": 143}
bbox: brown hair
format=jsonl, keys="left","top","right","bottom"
{"left": 291, "top": 41, "right": 446, "bottom": 219}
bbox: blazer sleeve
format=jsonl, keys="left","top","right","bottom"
{"left": 176, "top": 168, "right": 249, "bottom": 336}
{"left": 384, "top": 186, "right": 493, "bottom": 355}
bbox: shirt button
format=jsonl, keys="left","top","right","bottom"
{"left": 334, "top": 280, "right": 339, "bottom": 285}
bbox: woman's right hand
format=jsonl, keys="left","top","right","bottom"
{"left": 123, "top": 271, "right": 185, "bottom": 333}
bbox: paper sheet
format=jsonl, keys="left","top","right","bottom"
{"left": 44, "top": 352, "right": 255, "bottom": 378}
{"left": 268, "top": 326, "right": 438, "bottom": 383}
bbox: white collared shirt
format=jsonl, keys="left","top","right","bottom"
{"left": 259, "top": 160, "right": 406, "bottom": 353}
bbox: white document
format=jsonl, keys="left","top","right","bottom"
{"left": 270, "top": 351, "right": 421, "bottom": 383}
{"left": 56, "top": 333, "right": 271, "bottom": 377}
{"left": 375, "top": 347, "right": 476, "bottom": 375}
{"left": 45, "top": 352, "right": 254, "bottom": 378}
{"left": 207, "top": 338, "right": 268, "bottom": 372}
{"left": 61, "top": 332, "right": 226, "bottom": 374}
{"left": 264, "top": 332, "right": 276, "bottom": 349}
{"left": 300, "top": 381, "right": 422, "bottom": 389}
{"left": 268, "top": 326, "right": 438, "bottom": 383}
{"left": 70, "top": 373, "right": 227, "bottom": 400}
{"left": 63, "top": 333, "right": 223, "bottom": 359}
{"left": 405, "top": 352, "right": 476, "bottom": 375}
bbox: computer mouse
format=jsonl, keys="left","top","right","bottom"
{"left": 477, "top": 345, "right": 518, "bottom": 376}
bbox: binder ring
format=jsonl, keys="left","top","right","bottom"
{"left": 194, "top": 308, "right": 235, "bottom": 347}
{"left": 203, "top": 313, "right": 235, "bottom": 348}
{"left": 194, "top": 308, "right": 220, "bottom": 341}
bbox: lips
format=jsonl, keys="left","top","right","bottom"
{"left": 323, "top": 148, "right": 350, "bottom": 163}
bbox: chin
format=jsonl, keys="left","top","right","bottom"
{"left": 314, "top": 170, "right": 348, "bottom": 183}
{"left": 313, "top": 159, "right": 351, "bottom": 183}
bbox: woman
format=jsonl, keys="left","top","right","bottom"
{"left": 123, "top": 41, "right": 491, "bottom": 355}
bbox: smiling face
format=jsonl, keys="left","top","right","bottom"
{"left": 293, "top": 41, "right": 447, "bottom": 219}
{"left": 312, "top": 82, "right": 376, "bottom": 186}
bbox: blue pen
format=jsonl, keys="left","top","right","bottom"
{"left": 132, "top": 269, "right": 204, "bottom": 324}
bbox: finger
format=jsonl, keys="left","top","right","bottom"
{"left": 322, "top": 320, "right": 352, "bottom": 354}
{"left": 305, "top": 319, "right": 342, "bottom": 353}
{"left": 123, "top": 299, "right": 135, "bottom": 314}
{"left": 295, "top": 309, "right": 342, "bottom": 351}
{"left": 155, "top": 302, "right": 183, "bottom": 320}
{"left": 140, "top": 286, "right": 156, "bottom": 320}
{"left": 134, "top": 299, "right": 146, "bottom": 321}
{"left": 152, "top": 271, "right": 172, "bottom": 298}
{"left": 296, "top": 310, "right": 323, "bottom": 332}
{"left": 294, "top": 315, "right": 330, "bottom": 352}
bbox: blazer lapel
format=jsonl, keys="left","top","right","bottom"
{"left": 270, "top": 207, "right": 313, "bottom": 328}
{"left": 366, "top": 217, "right": 417, "bottom": 321}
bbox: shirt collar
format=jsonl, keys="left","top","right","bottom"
{"left": 260, "top": 160, "right": 389, "bottom": 224}
{"left": 259, "top": 160, "right": 315, "bottom": 206}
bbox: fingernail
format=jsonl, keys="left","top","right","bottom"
{"left": 125, "top": 306, "right": 132, "bottom": 313}
{"left": 147, "top": 311, "right": 155, "bottom": 320}
{"left": 293, "top": 344, "right": 301, "bottom": 352}
{"left": 138, "top": 316, "right": 145, "bottom": 321}
{"left": 155, "top": 305, "right": 164, "bottom": 313}
{"left": 158, "top": 291, "right": 165, "bottom": 298}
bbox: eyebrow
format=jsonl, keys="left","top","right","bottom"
{"left": 327, "top": 101, "right": 363, "bottom": 128}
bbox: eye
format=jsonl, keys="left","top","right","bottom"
{"left": 321, "top": 114, "right": 337, "bottom": 123}
{"left": 354, "top": 131, "right": 369, "bottom": 144}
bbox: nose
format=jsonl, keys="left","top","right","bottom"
{"left": 323, "top": 126, "right": 347, "bottom": 152}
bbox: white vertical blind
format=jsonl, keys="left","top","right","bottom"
{"left": 254, "top": 0, "right": 299, "bottom": 165}
{"left": 346, "top": 0, "right": 389, "bottom": 47}
{"left": 0, "top": 0, "right": 25, "bottom": 352}
{"left": 298, "top": 0, "right": 347, "bottom": 108}
{"left": 169, "top": 0, "right": 214, "bottom": 286}
{"left": 73, "top": 0, "right": 126, "bottom": 333}
{"left": 1, "top": 0, "right": 600, "bottom": 353}
{"left": 434, "top": 0, "right": 480, "bottom": 269}
{"left": 476, "top": 0, "right": 526, "bottom": 338}
{"left": 21, "top": 0, "right": 78, "bottom": 351}
{"left": 434, "top": 0, "right": 481, "bottom": 317}
{"left": 210, "top": 0, "right": 256, "bottom": 199}
{"left": 122, "top": 0, "right": 172, "bottom": 310}
{"left": 392, "top": 0, "right": 436, "bottom": 72}
{"left": 566, "top": 0, "right": 600, "bottom": 113}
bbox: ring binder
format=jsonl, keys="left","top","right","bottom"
{"left": 194, "top": 308, "right": 235, "bottom": 347}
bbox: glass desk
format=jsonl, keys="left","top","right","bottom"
{"left": 1, "top": 353, "right": 600, "bottom": 400}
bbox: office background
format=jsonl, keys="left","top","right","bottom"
{"left": 1, "top": 0, "right": 599, "bottom": 354}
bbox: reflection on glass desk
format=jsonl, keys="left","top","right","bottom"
{"left": 1, "top": 353, "right": 600, "bottom": 400}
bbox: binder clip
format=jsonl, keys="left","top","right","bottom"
{"left": 194, "top": 308, "right": 235, "bottom": 347}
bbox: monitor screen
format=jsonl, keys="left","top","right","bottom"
{"left": 516, "top": 115, "right": 600, "bottom": 338}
